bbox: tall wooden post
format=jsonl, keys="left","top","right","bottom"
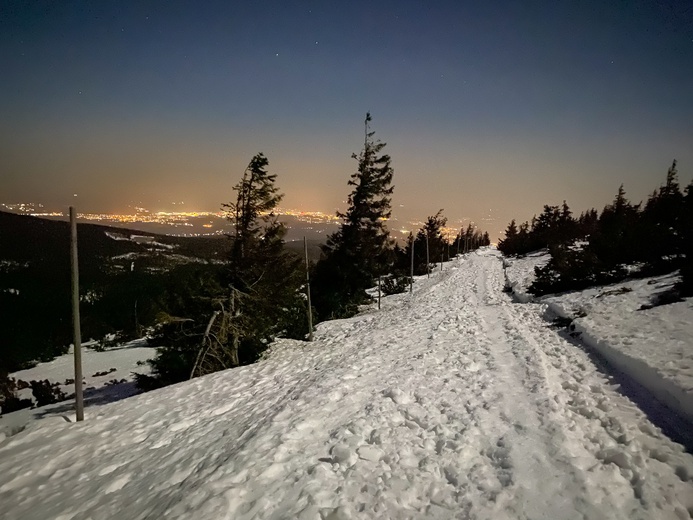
{"left": 378, "top": 276, "right": 381, "bottom": 309}
{"left": 426, "top": 234, "right": 430, "bottom": 279}
{"left": 304, "top": 237, "right": 313, "bottom": 341}
{"left": 409, "top": 236, "right": 414, "bottom": 294}
{"left": 70, "top": 207, "right": 84, "bottom": 422}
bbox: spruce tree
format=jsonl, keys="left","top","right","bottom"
{"left": 139, "top": 153, "right": 303, "bottom": 388}
{"left": 409, "top": 210, "right": 447, "bottom": 275}
{"left": 590, "top": 185, "right": 641, "bottom": 266}
{"left": 640, "top": 160, "right": 685, "bottom": 266}
{"left": 498, "top": 219, "right": 518, "bottom": 255}
{"left": 222, "top": 153, "right": 304, "bottom": 365}
{"left": 312, "top": 113, "right": 395, "bottom": 319}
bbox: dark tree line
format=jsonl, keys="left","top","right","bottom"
{"left": 498, "top": 160, "right": 692, "bottom": 297}
{"left": 389, "top": 213, "right": 489, "bottom": 278}
{"left": 498, "top": 201, "right": 598, "bottom": 257}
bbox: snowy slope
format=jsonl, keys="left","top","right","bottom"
{"left": 1, "top": 250, "right": 692, "bottom": 520}
{"left": 504, "top": 254, "right": 693, "bottom": 426}
{"left": 502, "top": 250, "right": 549, "bottom": 302}
{"left": 1, "top": 340, "right": 155, "bottom": 438}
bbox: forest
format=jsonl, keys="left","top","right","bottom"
{"left": 498, "top": 160, "right": 692, "bottom": 299}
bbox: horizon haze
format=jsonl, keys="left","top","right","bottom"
{"left": 2, "top": 0, "right": 692, "bottom": 240}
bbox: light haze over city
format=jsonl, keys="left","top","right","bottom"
{"left": 2, "top": 1, "right": 692, "bottom": 239}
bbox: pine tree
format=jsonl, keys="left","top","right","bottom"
{"left": 221, "top": 153, "right": 304, "bottom": 365}
{"left": 498, "top": 219, "right": 518, "bottom": 255}
{"left": 312, "top": 113, "right": 395, "bottom": 320}
{"left": 407, "top": 210, "right": 447, "bottom": 275}
{"left": 640, "top": 160, "right": 685, "bottom": 266}
{"left": 590, "top": 185, "right": 641, "bottom": 266}
{"left": 139, "top": 154, "right": 303, "bottom": 388}
{"left": 226, "top": 154, "right": 283, "bottom": 276}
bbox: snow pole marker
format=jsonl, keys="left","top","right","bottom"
{"left": 70, "top": 206, "right": 84, "bottom": 422}
{"left": 426, "top": 234, "right": 430, "bottom": 279}
{"left": 409, "top": 235, "right": 414, "bottom": 294}
{"left": 378, "top": 276, "right": 381, "bottom": 310}
{"left": 304, "top": 236, "right": 313, "bottom": 342}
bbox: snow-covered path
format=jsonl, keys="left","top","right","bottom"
{"left": 1, "top": 250, "right": 692, "bottom": 520}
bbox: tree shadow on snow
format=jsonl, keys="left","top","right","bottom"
{"left": 32, "top": 381, "right": 141, "bottom": 421}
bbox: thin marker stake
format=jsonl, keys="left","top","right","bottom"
{"left": 70, "top": 207, "right": 84, "bottom": 421}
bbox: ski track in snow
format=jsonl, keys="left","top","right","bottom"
{"left": 1, "top": 250, "right": 692, "bottom": 520}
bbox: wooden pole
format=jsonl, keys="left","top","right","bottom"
{"left": 426, "top": 234, "right": 430, "bottom": 278}
{"left": 304, "top": 237, "right": 313, "bottom": 341}
{"left": 70, "top": 207, "right": 84, "bottom": 422}
{"left": 409, "top": 236, "right": 414, "bottom": 294}
{"left": 378, "top": 276, "right": 381, "bottom": 310}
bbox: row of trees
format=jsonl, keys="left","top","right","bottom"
{"left": 498, "top": 161, "right": 692, "bottom": 297}
{"left": 140, "top": 114, "right": 490, "bottom": 388}
{"left": 389, "top": 211, "right": 489, "bottom": 278}
{"left": 498, "top": 202, "right": 598, "bottom": 256}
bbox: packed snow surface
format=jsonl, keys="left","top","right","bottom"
{"left": 504, "top": 253, "right": 693, "bottom": 424}
{"left": 1, "top": 250, "right": 692, "bottom": 520}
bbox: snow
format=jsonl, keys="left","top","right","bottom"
{"left": 105, "top": 232, "right": 129, "bottom": 241}
{"left": 504, "top": 253, "right": 693, "bottom": 425}
{"left": 1, "top": 250, "right": 692, "bottom": 519}
{"left": 501, "top": 249, "right": 549, "bottom": 302}
{"left": 1, "top": 339, "right": 155, "bottom": 438}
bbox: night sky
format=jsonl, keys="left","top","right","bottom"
{"left": 2, "top": 0, "right": 692, "bottom": 237}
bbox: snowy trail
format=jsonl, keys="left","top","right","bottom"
{"left": 1, "top": 250, "right": 692, "bottom": 520}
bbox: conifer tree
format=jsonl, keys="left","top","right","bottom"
{"left": 407, "top": 210, "right": 447, "bottom": 275}
{"left": 312, "top": 113, "right": 395, "bottom": 319}
{"left": 640, "top": 160, "right": 685, "bottom": 266}
{"left": 590, "top": 185, "right": 641, "bottom": 266}
{"left": 498, "top": 219, "right": 518, "bottom": 254}
{"left": 140, "top": 154, "right": 303, "bottom": 388}
{"left": 221, "top": 153, "right": 304, "bottom": 365}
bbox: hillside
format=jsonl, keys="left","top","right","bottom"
{"left": 0, "top": 212, "right": 324, "bottom": 373}
{"left": 0, "top": 210, "right": 231, "bottom": 267}
{"left": 0, "top": 211, "right": 232, "bottom": 373}
{"left": 1, "top": 250, "right": 691, "bottom": 519}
